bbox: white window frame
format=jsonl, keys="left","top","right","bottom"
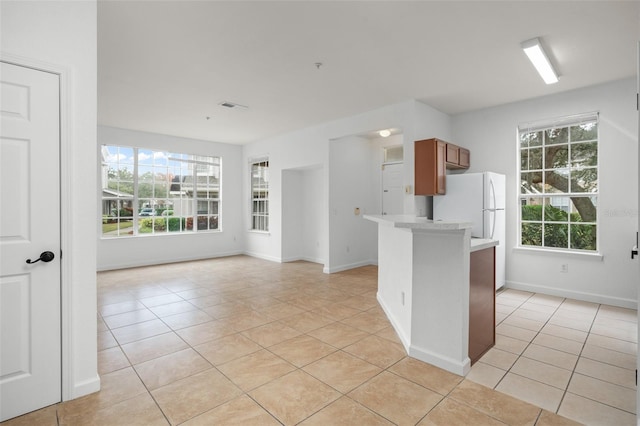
{"left": 250, "top": 159, "right": 269, "bottom": 232}
{"left": 517, "top": 112, "right": 599, "bottom": 253}
{"left": 101, "top": 144, "right": 221, "bottom": 238}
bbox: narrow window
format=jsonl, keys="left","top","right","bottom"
{"left": 518, "top": 113, "right": 598, "bottom": 252}
{"left": 250, "top": 160, "right": 269, "bottom": 232}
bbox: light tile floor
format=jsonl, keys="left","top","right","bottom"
{"left": 2, "top": 256, "right": 634, "bottom": 425}
{"left": 468, "top": 288, "right": 637, "bottom": 425}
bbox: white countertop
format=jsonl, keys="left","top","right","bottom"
{"left": 363, "top": 214, "right": 473, "bottom": 230}
{"left": 470, "top": 238, "right": 498, "bottom": 252}
{"left": 364, "top": 215, "right": 497, "bottom": 251}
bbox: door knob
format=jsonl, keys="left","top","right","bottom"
{"left": 26, "top": 251, "right": 55, "bottom": 264}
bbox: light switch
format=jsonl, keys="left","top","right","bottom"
{"left": 354, "top": 207, "right": 360, "bottom": 215}
{"left": 405, "top": 185, "right": 413, "bottom": 194}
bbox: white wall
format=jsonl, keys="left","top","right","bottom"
{"left": 1, "top": 0, "right": 99, "bottom": 400}
{"left": 282, "top": 166, "right": 325, "bottom": 263}
{"left": 243, "top": 126, "right": 329, "bottom": 263}
{"left": 243, "top": 99, "right": 453, "bottom": 272}
{"left": 97, "top": 126, "right": 244, "bottom": 270}
{"left": 301, "top": 167, "right": 325, "bottom": 263}
{"left": 281, "top": 169, "right": 304, "bottom": 261}
{"left": 328, "top": 135, "right": 378, "bottom": 271}
{"left": 452, "top": 78, "right": 638, "bottom": 308}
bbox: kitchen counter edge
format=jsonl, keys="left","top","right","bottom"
{"left": 363, "top": 214, "right": 473, "bottom": 231}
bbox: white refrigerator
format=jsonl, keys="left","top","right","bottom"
{"left": 433, "top": 172, "right": 506, "bottom": 290}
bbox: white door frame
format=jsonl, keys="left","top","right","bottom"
{"left": 1, "top": 52, "right": 75, "bottom": 402}
{"left": 635, "top": 41, "right": 640, "bottom": 422}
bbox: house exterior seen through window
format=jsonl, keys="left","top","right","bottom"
{"left": 251, "top": 160, "right": 269, "bottom": 232}
{"left": 518, "top": 112, "right": 598, "bottom": 252}
{"left": 101, "top": 145, "right": 221, "bottom": 237}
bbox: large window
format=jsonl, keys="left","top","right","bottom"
{"left": 101, "top": 145, "right": 221, "bottom": 238}
{"left": 519, "top": 113, "right": 598, "bottom": 252}
{"left": 250, "top": 160, "right": 269, "bottom": 231}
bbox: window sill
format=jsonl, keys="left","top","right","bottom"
{"left": 248, "top": 230, "right": 270, "bottom": 235}
{"left": 512, "top": 246, "right": 603, "bottom": 261}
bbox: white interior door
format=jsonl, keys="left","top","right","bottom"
{"left": 0, "top": 62, "right": 61, "bottom": 421}
{"left": 382, "top": 163, "right": 403, "bottom": 215}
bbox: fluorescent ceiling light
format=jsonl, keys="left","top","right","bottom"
{"left": 219, "top": 101, "right": 248, "bottom": 109}
{"left": 379, "top": 129, "right": 391, "bottom": 137}
{"left": 521, "top": 38, "right": 559, "bottom": 84}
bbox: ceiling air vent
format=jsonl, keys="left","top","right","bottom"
{"left": 219, "top": 101, "right": 248, "bottom": 109}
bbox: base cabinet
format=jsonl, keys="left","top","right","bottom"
{"left": 469, "top": 247, "right": 496, "bottom": 364}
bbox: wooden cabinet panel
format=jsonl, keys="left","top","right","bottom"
{"left": 469, "top": 247, "right": 495, "bottom": 364}
{"left": 445, "top": 143, "right": 469, "bottom": 169}
{"left": 459, "top": 148, "right": 470, "bottom": 168}
{"left": 415, "top": 138, "right": 470, "bottom": 195}
{"left": 446, "top": 144, "right": 459, "bottom": 165}
{"left": 415, "top": 138, "right": 446, "bottom": 195}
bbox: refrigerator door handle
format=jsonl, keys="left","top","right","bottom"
{"left": 490, "top": 209, "right": 496, "bottom": 239}
{"left": 488, "top": 177, "right": 503, "bottom": 239}
{"left": 489, "top": 178, "right": 497, "bottom": 210}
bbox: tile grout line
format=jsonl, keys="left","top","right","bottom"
{"left": 493, "top": 292, "right": 578, "bottom": 415}
{"left": 93, "top": 263, "right": 634, "bottom": 426}
{"left": 558, "top": 303, "right": 638, "bottom": 417}
{"left": 494, "top": 291, "right": 638, "bottom": 418}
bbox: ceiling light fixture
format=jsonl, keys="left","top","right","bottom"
{"left": 379, "top": 129, "right": 391, "bottom": 138}
{"left": 219, "top": 101, "right": 248, "bottom": 109}
{"left": 521, "top": 38, "right": 559, "bottom": 85}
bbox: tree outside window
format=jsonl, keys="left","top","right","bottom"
{"left": 519, "top": 114, "right": 598, "bottom": 252}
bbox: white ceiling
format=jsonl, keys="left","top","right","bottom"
{"left": 98, "top": 1, "right": 640, "bottom": 145}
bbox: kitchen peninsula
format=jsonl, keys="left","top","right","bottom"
{"left": 364, "top": 214, "right": 497, "bottom": 376}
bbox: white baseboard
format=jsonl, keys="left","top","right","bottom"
{"left": 97, "top": 250, "right": 244, "bottom": 271}
{"left": 323, "top": 259, "right": 376, "bottom": 274}
{"left": 376, "top": 293, "right": 410, "bottom": 352}
{"left": 377, "top": 292, "right": 470, "bottom": 376}
{"left": 280, "top": 255, "right": 324, "bottom": 264}
{"left": 66, "top": 374, "right": 100, "bottom": 401}
{"left": 243, "top": 251, "right": 281, "bottom": 263}
{"left": 408, "top": 345, "right": 470, "bottom": 377}
{"left": 99, "top": 251, "right": 326, "bottom": 272}
{"left": 506, "top": 280, "right": 637, "bottom": 310}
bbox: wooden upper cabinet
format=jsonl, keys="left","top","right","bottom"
{"left": 415, "top": 138, "right": 446, "bottom": 195}
{"left": 415, "top": 138, "right": 470, "bottom": 195}
{"left": 446, "top": 144, "right": 470, "bottom": 169}
{"left": 446, "top": 144, "right": 459, "bottom": 165}
{"left": 458, "top": 148, "right": 470, "bottom": 168}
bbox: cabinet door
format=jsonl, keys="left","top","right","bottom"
{"left": 415, "top": 138, "right": 446, "bottom": 195}
{"left": 446, "top": 144, "right": 459, "bottom": 165}
{"left": 459, "top": 148, "right": 470, "bottom": 168}
{"left": 436, "top": 140, "right": 446, "bottom": 194}
{"left": 469, "top": 247, "right": 495, "bottom": 364}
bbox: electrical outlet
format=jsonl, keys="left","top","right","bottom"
{"left": 560, "top": 264, "right": 568, "bottom": 273}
